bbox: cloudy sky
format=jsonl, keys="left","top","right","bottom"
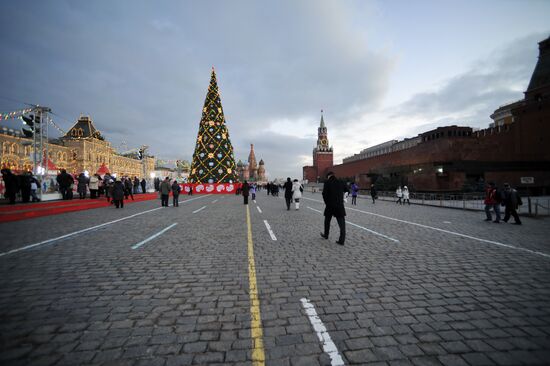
{"left": 1, "top": 0, "right": 549, "bottom": 179}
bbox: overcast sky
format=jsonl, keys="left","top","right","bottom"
{"left": 1, "top": 0, "right": 549, "bottom": 179}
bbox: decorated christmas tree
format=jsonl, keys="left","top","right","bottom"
{"left": 189, "top": 68, "right": 239, "bottom": 184}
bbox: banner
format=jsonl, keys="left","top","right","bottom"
{"left": 182, "top": 183, "right": 241, "bottom": 195}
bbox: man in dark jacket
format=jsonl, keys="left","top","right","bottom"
{"left": 56, "top": 169, "right": 73, "bottom": 200}
{"left": 502, "top": 183, "right": 522, "bottom": 225}
{"left": 370, "top": 184, "right": 377, "bottom": 204}
{"left": 19, "top": 172, "right": 32, "bottom": 203}
{"left": 2, "top": 168, "right": 19, "bottom": 204}
{"left": 159, "top": 177, "right": 171, "bottom": 207}
{"left": 321, "top": 172, "right": 348, "bottom": 245}
{"left": 283, "top": 177, "right": 293, "bottom": 210}
{"left": 242, "top": 180, "right": 250, "bottom": 205}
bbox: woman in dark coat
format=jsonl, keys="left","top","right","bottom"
{"left": 112, "top": 179, "right": 125, "bottom": 208}
{"left": 241, "top": 180, "right": 250, "bottom": 205}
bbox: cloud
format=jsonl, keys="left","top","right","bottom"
{"left": 328, "top": 32, "right": 548, "bottom": 163}
{"left": 392, "top": 33, "right": 545, "bottom": 128}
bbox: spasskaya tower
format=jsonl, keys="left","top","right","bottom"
{"left": 303, "top": 110, "right": 334, "bottom": 182}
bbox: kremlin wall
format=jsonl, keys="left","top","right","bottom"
{"left": 304, "top": 36, "right": 550, "bottom": 195}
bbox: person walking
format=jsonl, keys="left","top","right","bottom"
{"left": 242, "top": 180, "right": 250, "bottom": 205}
{"left": 97, "top": 176, "right": 104, "bottom": 198}
{"left": 56, "top": 169, "right": 73, "bottom": 200}
{"left": 171, "top": 180, "right": 181, "bottom": 207}
{"left": 30, "top": 175, "right": 40, "bottom": 202}
{"left": 402, "top": 186, "right": 410, "bottom": 205}
{"left": 77, "top": 172, "right": 88, "bottom": 199}
{"left": 251, "top": 184, "right": 256, "bottom": 201}
{"left": 484, "top": 182, "right": 501, "bottom": 223}
{"left": 104, "top": 174, "right": 113, "bottom": 203}
{"left": 154, "top": 177, "right": 160, "bottom": 192}
{"left": 89, "top": 174, "right": 99, "bottom": 199}
{"left": 124, "top": 177, "right": 134, "bottom": 200}
{"left": 19, "top": 172, "right": 32, "bottom": 203}
{"left": 283, "top": 177, "right": 293, "bottom": 210}
{"left": 370, "top": 184, "right": 377, "bottom": 204}
{"left": 320, "top": 172, "right": 348, "bottom": 245}
{"left": 112, "top": 178, "right": 125, "bottom": 208}
{"left": 291, "top": 179, "right": 304, "bottom": 210}
{"left": 159, "top": 177, "right": 171, "bottom": 207}
{"left": 350, "top": 182, "right": 359, "bottom": 205}
{"left": 396, "top": 186, "right": 403, "bottom": 205}
{"left": 502, "top": 183, "right": 522, "bottom": 225}
{"left": 140, "top": 178, "right": 147, "bottom": 194}
{"left": 133, "top": 176, "right": 140, "bottom": 194}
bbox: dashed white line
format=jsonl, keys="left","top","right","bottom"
{"left": 212, "top": 199, "right": 218, "bottom": 203}
{"left": 0, "top": 194, "right": 211, "bottom": 258}
{"left": 192, "top": 206, "right": 207, "bottom": 214}
{"left": 131, "top": 223, "right": 178, "bottom": 249}
{"left": 263, "top": 220, "right": 277, "bottom": 241}
{"left": 302, "top": 196, "right": 550, "bottom": 259}
{"left": 300, "top": 298, "right": 345, "bottom": 366}
{"left": 256, "top": 206, "right": 262, "bottom": 214}
{"left": 307, "top": 206, "right": 399, "bottom": 243}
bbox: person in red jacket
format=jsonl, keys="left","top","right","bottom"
{"left": 484, "top": 182, "right": 501, "bottom": 223}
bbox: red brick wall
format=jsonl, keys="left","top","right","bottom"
{"left": 315, "top": 153, "right": 333, "bottom": 179}
{"left": 303, "top": 166, "right": 317, "bottom": 182}
{"left": 307, "top": 97, "right": 549, "bottom": 192}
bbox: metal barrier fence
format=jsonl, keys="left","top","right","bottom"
{"left": 304, "top": 185, "right": 550, "bottom": 217}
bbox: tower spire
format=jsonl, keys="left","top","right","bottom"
{"left": 320, "top": 109, "right": 325, "bottom": 128}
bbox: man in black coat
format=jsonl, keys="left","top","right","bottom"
{"left": 140, "top": 178, "right": 147, "bottom": 194}
{"left": 241, "top": 180, "right": 250, "bottom": 205}
{"left": 19, "top": 172, "right": 32, "bottom": 203}
{"left": 2, "top": 168, "right": 19, "bottom": 204}
{"left": 56, "top": 169, "right": 73, "bottom": 200}
{"left": 283, "top": 177, "right": 293, "bottom": 210}
{"left": 321, "top": 172, "right": 348, "bottom": 245}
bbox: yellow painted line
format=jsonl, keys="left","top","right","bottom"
{"left": 246, "top": 205, "right": 265, "bottom": 365}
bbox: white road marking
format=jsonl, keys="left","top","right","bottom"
{"left": 303, "top": 196, "right": 550, "bottom": 259}
{"left": 307, "top": 206, "right": 399, "bottom": 243}
{"left": 212, "top": 199, "right": 218, "bottom": 203}
{"left": 257, "top": 206, "right": 262, "bottom": 214}
{"left": 0, "top": 194, "right": 211, "bottom": 258}
{"left": 192, "top": 206, "right": 207, "bottom": 214}
{"left": 300, "top": 298, "right": 345, "bottom": 366}
{"left": 263, "top": 220, "right": 277, "bottom": 241}
{"left": 443, "top": 221, "right": 452, "bottom": 224}
{"left": 131, "top": 223, "right": 178, "bottom": 249}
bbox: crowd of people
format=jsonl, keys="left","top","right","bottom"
{"left": 1, "top": 168, "right": 527, "bottom": 228}
{"left": 0, "top": 167, "right": 152, "bottom": 207}
{"left": 0, "top": 168, "right": 41, "bottom": 204}
{"left": 55, "top": 170, "right": 148, "bottom": 205}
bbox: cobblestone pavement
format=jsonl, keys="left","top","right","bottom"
{"left": 1, "top": 192, "right": 549, "bottom": 365}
